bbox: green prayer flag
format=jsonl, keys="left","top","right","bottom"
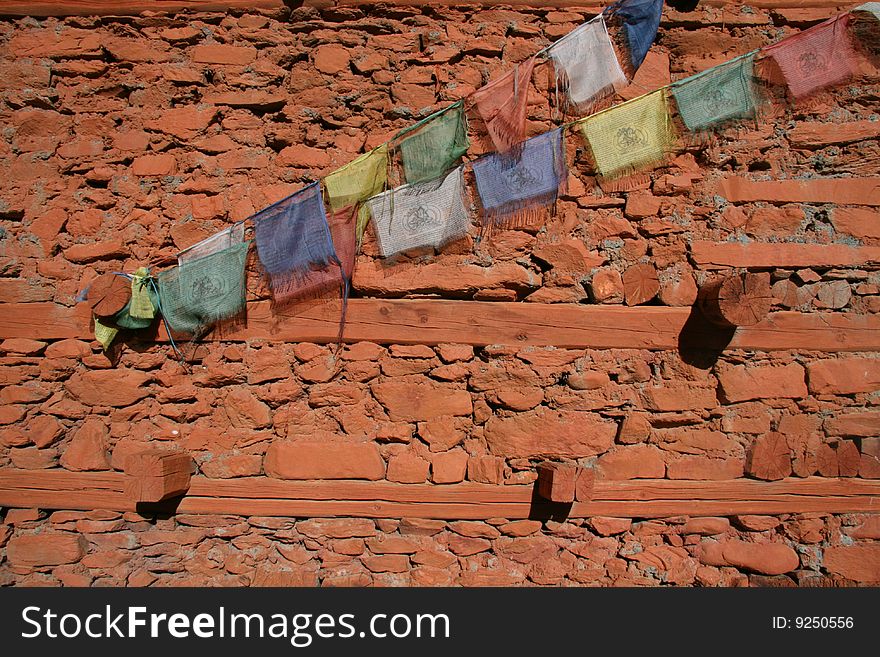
{"left": 398, "top": 103, "right": 469, "bottom": 184}
{"left": 158, "top": 241, "right": 250, "bottom": 337}
{"left": 671, "top": 52, "right": 758, "bottom": 133}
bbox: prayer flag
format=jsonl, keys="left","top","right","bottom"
{"left": 367, "top": 167, "right": 470, "bottom": 258}
{"left": 579, "top": 89, "right": 676, "bottom": 180}
{"left": 471, "top": 128, "right": 567, "bottom": 228}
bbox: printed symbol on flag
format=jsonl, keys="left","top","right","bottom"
{"left": 615, "top": 126, "right": 648, "bottom": 152}
{"left": 501, "top": 165, "right": 542, "bottom": 192}
{"left": 190, "top": 275, "right": 227, "bottom": 301}
{"left": 797, "top": 51, "right": 827, "bottom": 75}
{"left": 703, "top": 88, "right": 735, "bottom": 115}
{"left": 404, "top": 205, "right": 440, "bottom": 231}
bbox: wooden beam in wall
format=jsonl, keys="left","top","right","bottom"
{"left": 2, "top": 300, "right": 879, "bottom": 352}
{"left": 0, "top": 1, "right": 852, "bottom": 18}
{"left": 0, "top": 469, "right": 877, "bottom": 519}
{"left": 0, "top": 1, "right": 285, "bottom": 16}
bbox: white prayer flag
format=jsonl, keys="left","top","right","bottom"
{"left": 549, "top": 15, "right": 627, "bottom": 111}
{"left": 367, "top": 167, "right": 470, "bottom": 258}
{"left": 177, "top": 222, "right": 246, "bottom": 266}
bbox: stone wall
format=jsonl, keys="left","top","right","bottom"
{"left": 0, "top": 2, "right": 879, "bottom": 586}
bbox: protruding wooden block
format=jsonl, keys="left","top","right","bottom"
{"left": 623, "top": 263, "right": 660, "bottom": 306}
{"left": 124, "top": 450, "right": 192, "bottom": 503}
{"left": 536, "top": 462, "right": 578, "bottom": 503}
{"left": 575, "top": 467, "right": 595, "bottom": 502}
{"left": 697, "top": 272, "right": 772, "bottom": 327}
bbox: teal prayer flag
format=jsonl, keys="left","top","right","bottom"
{"left": 671, "top": 53, "right": 758, "bottom": 133}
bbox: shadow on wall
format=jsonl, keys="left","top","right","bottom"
{"left": 677, "top": 305, "right": 736, "bottom": 370}
{"left": 527, "top": 487, "right": 574, "bottom": 523}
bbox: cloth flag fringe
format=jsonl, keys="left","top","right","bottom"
{"left": 158, "top": 240, "right": 250, "bottom": 338}
{"left": 367, "top": 166, "right": 470, "bottom": 258}
{"left": 765, "top": 13, "right": 858, "bottom": 100}
{"left": 471, "top": 128, "right": 567, "bottom": 229}
{"left": 471, "top": 55, "right": 538, "bottom": 153}
{"left": 177, "top": 222, "right": 245, "bottom": 266}
{"left": 324, "top": 145, "right": 389, "bottom": 244}
{"left": 253, "top": 182, "right": 340, "bottom": 305}
{"left": 398, "top": 102, "right": 470, "bottom": 184}
{"left": 671, "top": 51, "right": 759, "bottom": 133}
{"left": 549, "top": 15, "right": 627, "bottom": 115}
{"left": 579, "top": 89, "right": 676, "bottom": 182}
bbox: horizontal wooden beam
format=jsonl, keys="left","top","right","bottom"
{"left": 691, "top": 242, "right": 880, "bottom": 270}
{"left": 0, "top": 1, "right": 285, "bottom": 16}
{"left": 0, "top": 0, "right": 853, "bottom": 17}
{"left": 0, "top": 469, "right": 877, "bottom": 519}
{"left": 2, "top": 300, "right": 879, "bottom": 351}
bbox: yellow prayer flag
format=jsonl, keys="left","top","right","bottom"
{"left": 323, "top": 144, "right": 389, "bottom": 242}
{"left": 129, "top": 267, "right": 155, "bottom": 319}
{"left": 94, "top": 317, "right": 118, "bottom": 351}
{"left": 579, "top": 90, "right": 676, "bottom": 180}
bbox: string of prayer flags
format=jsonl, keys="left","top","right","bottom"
{"left": 471, "top": 55, "right": 538, "bottom": 153}
{"left": 548, "top": 15, "right": 627, "bottom": 114}
{"left": 608, "top": 0, "right": 664, "bottom": 71}
{"left": 579, "top": 89, "right": 676, "bottom": 181}
{"left": 471, "top": 128, "right": 567, "bottom": 229}
{"left": 671, "top": 52, "right": 759, "bottom": 133}
{"left": 398, "top": 102, "right": 470, "bottom": 184}
{"left": 253, "top": 182, "right": 339, "bottom": 305}
{"left": 764, "top": 14, "right": 858, "bottom": 100}
{"left": 178, "top": 222, "right": 245, "bottom": 266}
{"left": 324, "top": 145, "right": 389, "bottom": 244}
{"left": 367, "top": 166, "right": 470, "bottom": 258}
{"left": 158, "top": 240, "right": 250, "bottom": 337}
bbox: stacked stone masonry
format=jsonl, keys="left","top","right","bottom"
{"left": 0, "top": 1, "right": 879, "bottom": 586}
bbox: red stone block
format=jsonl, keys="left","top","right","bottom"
{"left": 484, "top": 409, "right": 616, "bottom": 459}
{"left": 6, "top": 533, "right": 86, "bottom": 568}
{"left": 192, "top": 44, "right": 256, "bottom": 65}
{"left": 131, "top": 153, "right": 177, "bottom": 176}
{"left": 276, "top": 144, "right": 331, "bottom": 169}
{"left": 63, "top": 239, "right": 127, "bottom": 264}
{"left": 372, "top": 378, "right": 472, "bottom": 422}
{"left": 717, "top": 362, "right": 807, "bottom": 403}
{"left": 65, "top": 369, "right": 150, "bottom": 407}
{"left": 265, "top": 441, "right": 385, "bottom": 480}
{"left": 61, "top": 418, "right": 110, "bottom": 472}
{"left": 386, "top": 452, "right": 430, "bottom": 484}
{"left": 467, "top": 454, "right": 504, "bottom": 484}
{"left": 666, "top": 456, "right": 744, "bottom": 480}
{"left": 597, "top": 444, "right": 666, "bottom": 480}
{"left": 823, "top": 545, "right": 880, "bottom": 583}
{"left": 431, "top": 450, "right": 468, "bottom": 484}
{"left": 807, "top": 358, "right": 880, "bottom": 395}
